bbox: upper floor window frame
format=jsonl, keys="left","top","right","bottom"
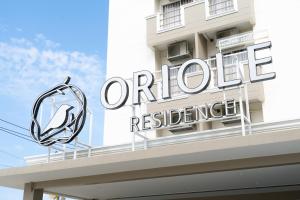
{"left": 157, "top": 0, "right": 196, "bottom": 33}
{"left": 204, "top": 0, "right": 238, "bottom": 20}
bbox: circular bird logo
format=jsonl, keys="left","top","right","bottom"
{"left": 30, "top": 77, "right": 87, "bottom": 146}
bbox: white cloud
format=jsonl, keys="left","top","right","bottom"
{"left": 34, "top": 33, "right": 60, "bottom": 49}
{"left": 16, "top": 27, "right": 23, "bottom": 32}
{"left": 0, "top": 34, "right": 105, "bottom": 104}
{"left": 9, "top": 38, "right": 33, "bottom": 47}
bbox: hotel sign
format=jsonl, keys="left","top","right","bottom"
{"left": 100, "top": 42, "right": 276, "bottom": 132}
{"left": 30, "top": 42, "right": 275, "bottom": 146}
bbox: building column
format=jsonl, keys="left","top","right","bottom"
{"left": 194, "top": 32, "right": 207, "bottom": 59}
{"left": 23, "top": 183, "right": 44, "bottom": 200}
{"left": 195, "top": 32, "right": 210, "bottom": 131}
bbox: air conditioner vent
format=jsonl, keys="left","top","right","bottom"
{"left": 216, "top": 28, "right": 239, "bottom": 39}
{"left": 219, "top": 101, "right": 246, "bottom": 125}
{"left": 169, "top": 124, "right": 196, "bottom": 133}
{"left": 221, "top": 116, "right": 241, "bottom": 125}
{"left": 167, "top": 41, "right": 191, "bottom": 61}
{"left": 168, "top": 111, "right": 196, "bottom": 133}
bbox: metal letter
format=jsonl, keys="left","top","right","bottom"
{"left": 100, "top": 77, "right": 129, "bottom": 110}
{"left": 195, "top": 104, "right": 209, "bottom": 120}
{"left": 169, "top": 109, "right": 181, "bottom": 126}
{"left": 177, "top": 59, "right": 210, "bottom": 94}
{"left": 142, "top": 114, "right": 151, "bottom": 131}
{"left": 210, "top": 101, "right": 223, "bottom": 118}
{"left": 152, "top": 112, "right": 163, "bottom": 128}
{"left": 247, "top": 41, "right": 276, "bottom": 82}
{"left": 161, "top": 65, "right": 171, "bottom": 100}
{"left": 224, "top": 99, "right": 236, "bottom": 116}
{"left": 216, "top": 53, "right": 242, "bottom": 88}
{"left": 163, "top": 110, "right": 168, "bottom": 126}
{"left": 130, "top": 116, "right": 140, "bottom": 132}
{"left": 133, "top": 70, "right": 156, "bottom": 105}
{"left": 183, "top": 106, "right": 194, "bottom": 123}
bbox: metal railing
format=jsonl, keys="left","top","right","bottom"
{"left": 208, "top": 51, "right": 248, "bottom": 86}
{"left": 155, "top": 51, "right": 248, "bottom": 95}
{"left": 169, "top": 64, "right": 198, "bottom": 96}
{"left": 217, "top": 31, "right": 254, "bottom": 50}
{"left": 25, "top": 118, "right": 300, "bottom": 165}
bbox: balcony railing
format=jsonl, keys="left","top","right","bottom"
{"left": 217, "top": 31, "right": 254, "bottom": 50}
{"left": 206, "top": 0, "right": 237, "bottom": 19}
{"left": 171, "top": 64, "right": 198, "bottom": 96}
{"left": 155, "top": 51, "right": 248, "bottom": 98}
{"left": 25, "top": 119, "right": 300, "bottom": 165}
{"left": 209, "top": 51, "right": 248, "bottom": 86}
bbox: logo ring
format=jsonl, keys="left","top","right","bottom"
{"left": 30, "top": 77, "right": 87, "bottom": 146}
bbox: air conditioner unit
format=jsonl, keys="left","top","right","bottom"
{"left": 169, "top": 0, "right": 193, "bottom": 3}
{"left": 216, "top": 28, "right": 239, "bottom": 39}
{"left": 169, "top": 112, "right": 196, "bottom": 133}
{"left": 221, "top": 116, "right": 241, "bottom": 125}
{"left": 167, "top": 41, "right": 192, "bottom": 61}
{"left": 169, "top": 124, "right": 196, "bottom": 133}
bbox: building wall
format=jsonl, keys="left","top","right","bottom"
{"left": 146, "top": 0, "right": 255, "bottom": 47}
{"left": 104, "top": 0, "right": 300, "bottom": 145}
{"left": 253, "top": 0, "right": 300, "bottom": 122}
{"left": 104, "top": 0, "right": 155, "bottom": 145}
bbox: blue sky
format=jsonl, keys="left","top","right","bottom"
{"left": 0, "top": 0, "right": 109, "bottom": 199}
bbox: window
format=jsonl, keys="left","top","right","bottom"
{"left": 181, "top": 0, "right": 194, "bottom": 5}
{"left": 160, "top": 0, "right": 194, "bottom": 30}
{"left": 169, "top": 63, "right": 198, "bottom": 97}
{"left": 170, "top": 66, "right": 182, "bottom": 96}
{"left": 206, "top": 0, "right": 236, "bottom": 18}
{"left": 209, "top": 49, "right": 248, "bottom": 86}
{"left": 161, "top": 1, "right": 181, "bottom": 30}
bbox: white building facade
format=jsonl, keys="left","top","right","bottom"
{"left": 1, "top": 1, "right": 300, "bottom": 200}
{"left": 104, "top": 0, "right": 300, "bottom": 145}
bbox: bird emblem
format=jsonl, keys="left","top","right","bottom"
{"left": 42, "top": 104, "right": 74, "bottom": 135}
{"left": 30, "top": 77, "right": 87, "bottom": 146}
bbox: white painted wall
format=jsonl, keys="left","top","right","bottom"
{"left": 253, "top": 0, "right": 300, "bottom": 122}
{"left": 104, "top": 0, "right": 155, "bottom": 145}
